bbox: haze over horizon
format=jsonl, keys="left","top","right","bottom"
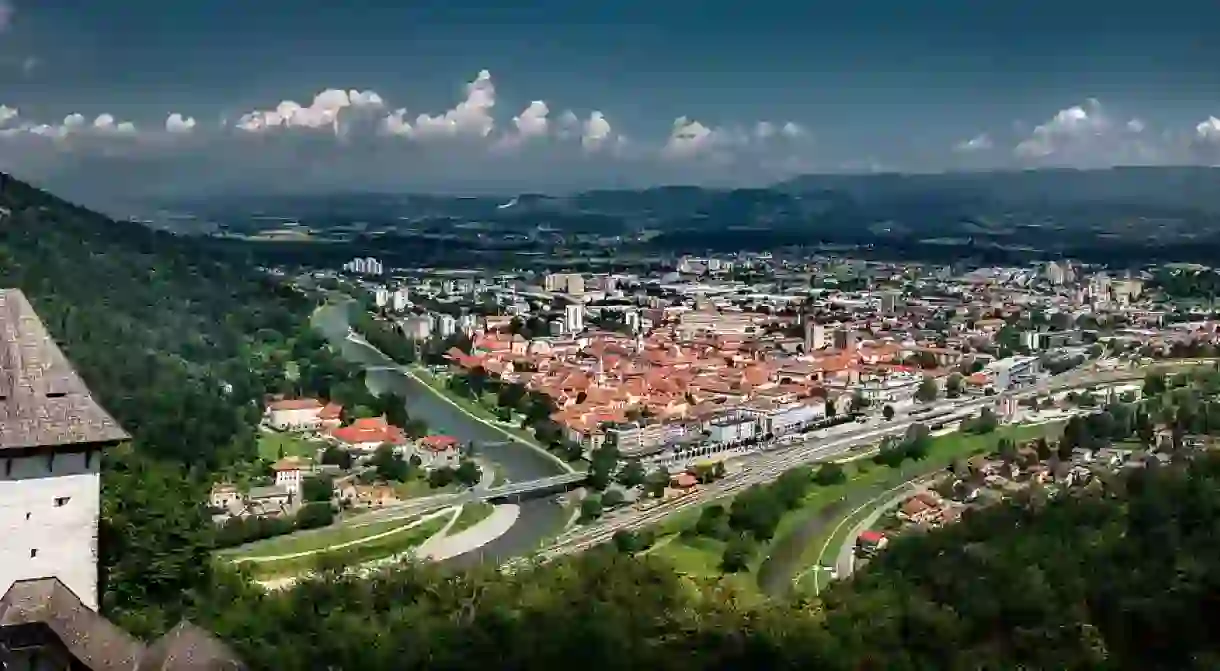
{"left": 2, "top": 0, "right": 1220, "bottom": 201}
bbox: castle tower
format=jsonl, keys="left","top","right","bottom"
{"left": 0, "top": 289, "right": 129, "bottom": 610}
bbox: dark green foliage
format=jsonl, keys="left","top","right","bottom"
{"left": 301, "top": 475, "right": 334, "bottom": 503}
{"left": 294, "top": 502, "right": 335, "bottom": 530}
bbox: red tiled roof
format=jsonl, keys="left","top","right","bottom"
{"left": 859, "top": 530, "right": 886, "bottom": 544}
{"left": 330, "top": 417, "right": 406, "bottom": 446}
{"left": 419, "top": 435, "right": 459, "bottom": 452}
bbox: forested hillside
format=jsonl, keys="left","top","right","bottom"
{"left": 0, "top": 173, "right": 308, "bottom": 468}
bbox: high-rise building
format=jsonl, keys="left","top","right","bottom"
{"left": 436, "top": 314, "right": 457, "bottom": 338}
{"left": 544, "top": 273, "right": 585, "bottom": 295}
{"left": 833, "top": 328, "right": 858, "bottom": 352}
{"left": 374, "top": 287, "right": 390, "bottom": 308}
{"left": 804, "top": 321, "right": 826, "bottom": 353}
{"left": 880, "top": 291, "right": 901, "bottom": 315}
{"left": 1, "top": 289, "right": 130, "bottom": 611}
{"left": 1045, "top": 261, "right": 1066, "bottom": 286}
{"left": 624, "top": 310, "right": 641, "bottom": 335}
{"left": 565, "top": 304, "right": 584, "bottom": 334}
{"left": 391, "top": 288, "right": 410, "bottom": 312}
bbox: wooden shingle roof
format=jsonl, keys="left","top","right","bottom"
{"left": 0, "top": 289, "right": 129, "bottom": 452}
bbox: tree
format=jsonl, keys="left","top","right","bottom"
{"left": 915, "top": 378, "right": 940, "bottom": 403}
{"left": 578, "top": 495, "right": 604, "bottom": 522}
{"left": 850, "top": 391, "right": 871, "bottom": 413}
{"left": 945, "top": 372, "right": 964, "bottom": 398}
{"left": 320, "top": 445, "right": 353, "bottom": 470}
{"left": 295, "top": 501, "right": 334, "bottom": 530}
{"left": 588, "top": 444, "right": 621, "bottom": 491}
{"left": 882, "top": 405, "right": 896, "bottom": 421}
{"left": 720, "top": 534, "right": 755, "bottom": 573}
{"left": 966, "top": 407, "right": 999, "bottom": 435}
{"left": 454, "top": 459, "right": 482, "bottom": 487}
{"left": 1144, "top": 371, "right": 1168, "bottom": 398}
{"left": 301, "top": 475, "right": 334, "bottom": 503}
{"left": 693, "top": 505, "right": 732, "bottom": 540}
{"left": 815, "top": 462, "right": 847, "bottom": 486}
{"left": 602, "top": 488, "right": 626, "bottom": 509}
{"left": 825, "top": 399, "right": 837, "bottom": 418}
{"left": 617, "top": 459, "right": 647, "bottom": 488}
{"left": 370, "top": 444, "right": 410, "bottom": 482}
{"left": 644, "top": 467, "right": 670, "bottom": 498}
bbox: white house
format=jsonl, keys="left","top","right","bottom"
{"left": 411, "top": 435, "right": 462, "bottom": 470}
{"left": 265, "top": 398, "right": 324, "bottom": 431}
{"left": 1, "top": 288, "right": 131, "bottom": 611}
{"left": 272, "top": 457, "right": 306, "bottom": 495}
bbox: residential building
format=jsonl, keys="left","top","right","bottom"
{"left": 833, "top": 329, "right": 858, "bottom": 352}
{"left": 265, "top": 398, "right": 342, "bottom": 431}
{"left": 391, "top": 287, "right": 410, "bottom": 311}
{"left": 605, "top": 422, "right": 667, "bottom": 458}
{"left": 374, "top": 287, "right": 390, "bottom": 308}
{"left": 804, "top": 321, "right": 826, "bottom": 352}
{"left": 705, "top": 414, "right": 758, "bottom": 445}
{"left": 565, "top": 304, "right": 584, "bottom": 334}
{"left": 328, "top": 417, "right": 408, "bottom": 454}
{"left": 411, "top": 435, "right": 462, "bottom": 469}
{"left": 272, "top": 457, "right": 306, "bottom": 495}
{"left": 436, "top": 313, "right": 457, "bottom": 338}
{"left": 1, "top": 289, "right": 130, "bottom": 611}
{"left": 544, "top": 273, "right": 585, "bottom": 295}
{"left": 401, "top": 315, "right": 432, "bottom": 340}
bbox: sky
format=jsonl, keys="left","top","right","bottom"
{"left": 2, "top": 0, "right": 1220, "bottom": 201}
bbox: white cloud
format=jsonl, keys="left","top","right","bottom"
{"left": 953, "top": 133, "right": 993, "bottom": 153}
{"left": 92, "top": 113, "right": 137, "bottom": 135}
{"left": 581, "top": 111, "right": 613, "bottom": 151}
{"left": 0, "top": 105, "right": 17, "bottom": 127}
{"left": 1014, "top": 99, "right": 1109, "bottom": 159}
{"left": 0, "top": 0, "right": 13, "bottom": 32}
{"left": 1197, "top": 117, "right": 1220, "bottom": 143}
{"left": 493, "top": 100, "right": 551, "bottom": 151}
{"left": 235, "top": 88, "right": 384, "bottom": 134}
{"left": 1127, "top": 118, "right": 1146, "bottom": 133}
{"left": 165, "top": 113, "right": 196, "bottom": 134}
{"left": 408, "top": 69, "right": 496, "bottom": 140}
{"left": 780, "top": 122, "right": 805, "bottom": 139}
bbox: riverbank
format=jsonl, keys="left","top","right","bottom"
{"left": 310, "top": 300, "right": 569, "bottom": 566}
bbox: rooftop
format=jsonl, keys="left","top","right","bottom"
{"left": 0, "top": 289, "right": 130, "bottom": 452}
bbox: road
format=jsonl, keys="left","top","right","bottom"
{"left": 525, "top": 363, "right": 1170, "bottom": 563}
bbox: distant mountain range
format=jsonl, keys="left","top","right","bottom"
{"left": 170, "top": 167, "right": 1220, "bottom": 225}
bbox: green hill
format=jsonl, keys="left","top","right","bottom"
{"left": 0, "top": 172, "right": 308, "bottom": 468}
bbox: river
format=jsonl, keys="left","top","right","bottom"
{"left": 312, "top": 301, "right": 568, "bottom": 567}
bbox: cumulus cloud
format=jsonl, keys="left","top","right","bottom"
{"left": 953, "top": 133, "right": 993, "bottom": 153}
{"left": 581, "top": 112, "right": 613, "bottom": 151}
{"left": 235, "top": 88, "right": 384, "bottom": 134}
{"left": 407, "top": 69, "right": 496, "bottom": 140}
{"left": 1197, "top": 117, "right": 1220, "bottom": 143}
{"left": 1011, "top": 99, "right": 1164, "bottom": 166}
{"left": 0, "top": 105, "right": 17, "bottom": 127}
{"left": 165, "top": 113, "right": 196, "bottom": 134}
{"left": 493, "top": 100, "right": 551, "bottom": 151}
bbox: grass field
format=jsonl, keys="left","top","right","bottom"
{"left": 245, "top": 516, "right": 449, "bottom": 580}
{"left": 650, "top": 419, "right": 1068, "bottom": 599}
{"left": 393, "top": 475, "right": 456, "bottom": 500}
{"left": 785, "top": 420, "right": 1068, "bottom": 595}
{"left": 221, "top": 513, "right": 428, "bottom": 559}
{"left": 256, "top": 431, "right": 321, "bottom": 462}
{"left": 448, "top": 502, "right": 495, "bottom": 535}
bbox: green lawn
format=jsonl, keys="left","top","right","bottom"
{"left": 448, "top": 502, "right": 495, "bottom": 535}
{"left": 785, "top": 420, "right": 1068, "bottom": 595}
{"left": 648, "top": 420, "right": 1068, "bottom": 598}
{"left": 392, "top": 475, "right": 456, "bottom": 500}
{"left": 221, "top": 513, "right": 427, "bottom": 559}
{"left": 257, "top": 432, "right": 321, "bottom": 462}
{"left": 245, "top": 516, "right": 449, "bottom": 580}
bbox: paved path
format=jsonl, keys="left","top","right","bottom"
{"left": 418, "top": 504, "right": 521, "bottom": 562}
{"left": 235, "top": 506, "right": 458, "bottom": 563}
{"left": 833, "top": 484, "right": 928, "bottom": 580}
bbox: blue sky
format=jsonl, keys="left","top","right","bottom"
{"left": 2, "top": 0, "right": 1220, "bottom": 200}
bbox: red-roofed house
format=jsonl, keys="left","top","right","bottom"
{"left": 412, "top": 435, "right": 462, "bottom": 469}
{"left": 856, "top": 530, "right": 888, "bottom": 557}
{"left": 328, "top": 417, "right": 407, "bottom": 454}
